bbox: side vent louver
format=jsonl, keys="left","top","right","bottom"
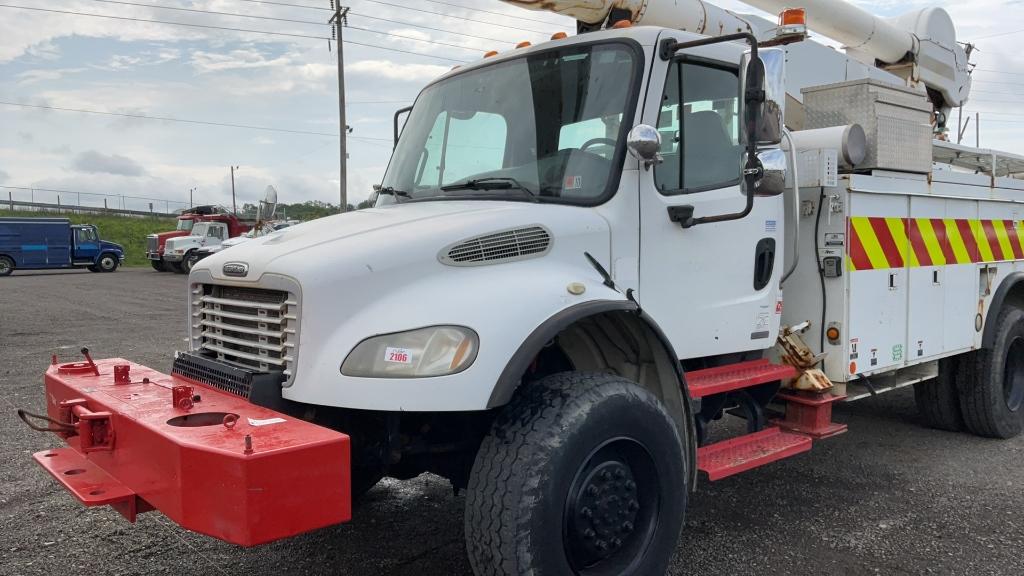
{"left": 440, "top": 225, "right": 552, "bottom": 266}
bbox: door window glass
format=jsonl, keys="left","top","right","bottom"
{"left": 75, "top": 228, "right": 97, "bottom": 243}
{"left": 208, "top": 226, "right": 225, "bottom": 240}
{"left": 655, "top": 60, "right": 742, "bottom": 194}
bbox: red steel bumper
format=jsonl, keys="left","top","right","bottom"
{"left": 33, "top": 358, "right": 351, "bottom": 547}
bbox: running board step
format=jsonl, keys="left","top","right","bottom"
{"left": 687, "top": 359, "right": 797, "bottom": 399}
{"left": 697, "top": 427, "right": 811, "bottom": 481}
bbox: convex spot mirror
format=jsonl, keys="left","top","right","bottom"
{"left": 740, "top": 47, "right": 785, "bottom": 146}
{"left": 626, "top": 124, "right": 662, "bottom": 170}
{"left": 752, "top": 149, "right": 787, "bottom": 197}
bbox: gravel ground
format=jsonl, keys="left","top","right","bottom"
{"left": 1, "top": 268, "right": 1022, "bottom": 576}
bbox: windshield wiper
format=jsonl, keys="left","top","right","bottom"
{"left": 440, "top": 177, "right": 539, "bottom": 202}
{"left": 376, "top": 186, "right": 411, "bottom": 203}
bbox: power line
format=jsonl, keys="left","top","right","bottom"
{"left": 353, "top": 0, "right": 554, "bottom": 36}
{"left": 0, "top": 100, "right": 340, "bottom": 137}
{"left": 80, "top": 0, "right": 485, "bottom": 52}
{"left": 82, "top": 0, "right": 322, "bottom": 25}
{"left": 0, "top": 3, "right": 468, "bottom": 63}
{"left": 227, "top": 0, "right": 331, "bottom": 11}
{"left": 972, "top": 27, "right": 1024, "bottom": 40}
{"left": 412, "top": 0, "right": 569, "bottom": 28}
{"left": 348, "top": 10, "right": 517, "bottom": 44}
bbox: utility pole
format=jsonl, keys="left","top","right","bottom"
{"left": 230, "top": 166, "right": 239, "bottom": 214}
{"left": 330, "top": 2, "right": 350, "bottom": 213}
{"left": 975, "top": 113, "right": 980, "bottom": 149}
{"left": 189, "top": 187, "right": 195, "bottom": 208}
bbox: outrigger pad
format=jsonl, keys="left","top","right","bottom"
{"left": 33, "top": 358, "right": 351, "bottom": 547}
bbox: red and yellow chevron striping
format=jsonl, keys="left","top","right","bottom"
{"left": 848, "top": 217, "right": 1024, "bottom": 271}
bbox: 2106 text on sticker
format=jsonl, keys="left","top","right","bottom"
{"left": 384, "top": 347, "right": 412, "bottom": 364}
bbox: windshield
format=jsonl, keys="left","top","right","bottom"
{"left": 378, "top": 41, "right": 638, "bottom": 205}
{"left": 176, "top": 219, "right": 195, "bottom": 232}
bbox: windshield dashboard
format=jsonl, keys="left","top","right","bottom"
{"left": 378, "top": 40, "right": 641, "bottom": 206}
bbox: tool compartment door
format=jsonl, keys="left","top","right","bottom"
{"left": 847, "top": 192, "right": 908, "bottom": 374}
{"left": 905, "top": 197, "right": 946, "bottom": 361}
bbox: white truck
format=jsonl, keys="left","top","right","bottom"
{"left": 24, "top": 1, "right": 1024, "bottom": 574}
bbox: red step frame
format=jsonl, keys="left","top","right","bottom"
{"left": 33, "top": 358, "right": 352, "bottom": 547}
{"left": 687, "top": 359, "right": 797, "bottom": 398}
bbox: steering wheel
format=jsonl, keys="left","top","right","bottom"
{"left": 579, "top": 137, "right": 617, "bottom": 152}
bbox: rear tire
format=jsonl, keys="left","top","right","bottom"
{"left": 959, "top": 306, "right": 1024, "bottom": 439}
{"left": 97, "top": 253, "right": 118, "bottom": 273}
{"left": 151, "top": 260, "right": 167, "bottom": 272}
{"left": 0, "top": 256, "right": 15, "bottom": 276}
{"left": 914, "top": 355, "right": 964, "bottom": 432}
{"left": 465, "top": 372, "right": 687, "bottom": 576}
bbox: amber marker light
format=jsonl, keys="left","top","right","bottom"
{"left": 780, "top": 7, "right": 806, "bottom": 26}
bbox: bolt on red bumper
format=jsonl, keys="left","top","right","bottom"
{"left": 31, "top": 358, "right": 351, "bottom": 547}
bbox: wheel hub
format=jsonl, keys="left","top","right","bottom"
{"left": 569, "top": 460, "right": 640, "bottom": 563}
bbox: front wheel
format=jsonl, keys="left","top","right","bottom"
{"left": 183, "top": 251, "right": 201, "bottom": 274}
{"left": 151, "top": 260, "right": 167, "bottom": 272}
{"left": 0, "top": 256, "right": 15, "bottom": 276}
{"left": 96, "top": 253, "right": 118, "bottom": 273}
{"left": 465, "top": 372, "right": 687, "bottom": 576}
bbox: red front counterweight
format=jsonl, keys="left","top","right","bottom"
{"left": 33, "top": 358, "right": 351, "bottom": 547}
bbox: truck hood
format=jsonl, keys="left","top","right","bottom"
{"left": 165, "top": 234, "right": 207, "bottom": 251}
{"left": 194, "top": 201, "right": 609, "bottom": 282}
{"left": 150, "top": 230, "right": 190, "bottom": 242}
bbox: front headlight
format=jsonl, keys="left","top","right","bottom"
{"left": 341, "top": 325, "right": 478, "bottom": 378}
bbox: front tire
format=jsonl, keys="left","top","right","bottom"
{"left": 465, "top": 372, "right": 687, "bottom": 576}
{"left": 959, "top": 306, "right": 1024, "bottom": 439}
{"left": 151, "top": 260, "right": 167, "bottom": 272}
{"left": 183, "top": 251, "right": 201, "bottom": 273}
{"left": 0, "top": 256, "right": 15, "bottom": 276}
{"left": 97, "top": 253, "right": 118, "bottom": 273}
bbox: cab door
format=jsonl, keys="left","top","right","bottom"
{"left": 638, "top": 44, "right": 784, "bottom": 360}
{"left": 73, "top": 226, "right": 100, "bottom": 263}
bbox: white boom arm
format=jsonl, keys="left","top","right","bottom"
{"left": 501, "top": 0, "right": 972, "bottom": 121}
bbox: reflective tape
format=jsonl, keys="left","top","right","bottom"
{"left": 848, "top": 217, "right": 1024, "bottom": 270}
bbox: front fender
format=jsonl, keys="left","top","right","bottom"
{"left": 282, "top": 257, "right": 623, "bottom": 412}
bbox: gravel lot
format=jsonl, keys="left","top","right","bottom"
{"left": 1, "top": 267, "right": 1022, "bottom": 576}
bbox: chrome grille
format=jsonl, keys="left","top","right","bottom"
{"left": 190, "top": 284, "right": 297, "bottom": 380}
{"left": 441, "top": 226, "right": 551, "bottom": 266}
{"left": 147, "top": 236, "right": 158, "bottom": 254}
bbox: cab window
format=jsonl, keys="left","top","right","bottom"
{"left": 208, "top": 226, "right": 225, "bottom": 240}
{"left": 75, "top": 228, "right": 97, "bottom": 243}
{"left": 654, "top": 60, "right": 742, "bottom": 194}
{"left": 415, "top": 111, "right": 508, "bottom": 187}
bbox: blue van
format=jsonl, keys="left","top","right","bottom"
{"left": 0, "top": 217, "right": 125, "bottom": 276}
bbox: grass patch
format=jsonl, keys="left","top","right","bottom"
{"left": 0, "top": 210, "right": 177, "bottom": 267}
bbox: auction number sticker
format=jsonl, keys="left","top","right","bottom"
{"left": 384, "top": 347, "right": 413, "bottom": 364}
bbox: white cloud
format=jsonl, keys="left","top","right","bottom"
{"left": 347, "top": 59, "right": 450, "bottom": 82}
{"left": 16, "top": 67, "right": 87, "bottom": 85}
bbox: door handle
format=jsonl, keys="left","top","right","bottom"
{"left": 667, "top": 205, "right": 696, "bottom": 228}
{"left": 753, "top": 238, "right": 776, "bottom": 290}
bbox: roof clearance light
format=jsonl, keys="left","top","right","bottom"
{"left": 611, "top": 19, "right": 632, "bottom": 29}
{"left": 551, "top": 31, "right": 568, "bottom": 40}
{"left": 516, "top": 41, "right": 532, "bottom": 48}
{"left": 483, "top": 50, "right": 499, "bottom": 58}
{"left": 780, "top": 7, "right": 806, "bottom": 26}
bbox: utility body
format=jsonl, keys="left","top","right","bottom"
{"left": 145, "top": 205, "right": 252, "bottom": 273}
{"left": 23, "top": 1, "right": 1024, "bottom": 574}
{"left": 0, "top": 217, "right": 124, "bottom": 276}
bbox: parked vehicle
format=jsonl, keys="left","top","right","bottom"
{"left": 0, "top": 217, "right": 124, "bottom": 275}
{"left": 188, "top": 221, "right": 298, "bottom": 268}
{"left": 25, "top": 1, "right": 1021, "bottom": 575}
{"left": 145, "top": 205, "right": 251, "bottom": 272}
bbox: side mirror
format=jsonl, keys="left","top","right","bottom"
{"left": 393, "top": 105, "right": 413, "bottom": 149}
{"left": 626, "top": 124, "right": 662, "bottom": 170}
{"left": 740, "top": 48, "right": 786, "bottom": 146}
{"left": 752, "top": 149, "right": 787, "bottom": 197}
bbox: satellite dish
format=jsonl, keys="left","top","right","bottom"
{"left": 261, "top": 185, "right": 278, "bottom": 219}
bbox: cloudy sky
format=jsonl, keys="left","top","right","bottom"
{"left": 1, "top": 0, "right": 1022, "bottom": 213}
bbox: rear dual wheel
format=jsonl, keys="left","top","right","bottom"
{"left": 0, "top": 256, "right": 13, "bottom": 277}
{"left": 465, "top": 372, "right": 687, "bottom": 576}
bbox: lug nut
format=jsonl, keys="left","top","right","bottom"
{"left": 587, "top": 485, "right": 599, "bottom": 496}
{"left": 622, "top": 521, "right": 634, "bottom": 533}
{"left": 583, "top": 529, "right": 595, "bottom": 540}
{"left": 611, "top": 538, "right": 622, "bottom": 549}
{"left": 581, "top": 507, "right": 592, "bottom": 519}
